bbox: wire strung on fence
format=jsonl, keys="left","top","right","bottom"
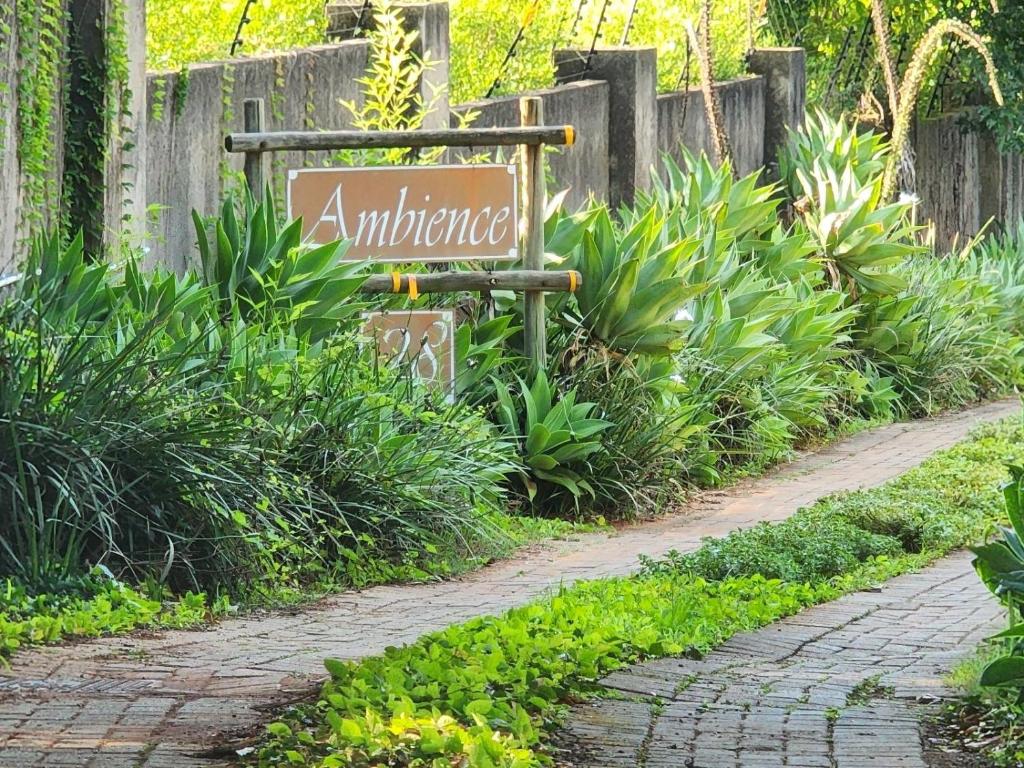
{"left": 353, "top": 0, "right": 375, "bottom": 36}
{"left": 567, "top": 0, "right": 590, "bottom": 40}
{"left": 550, "top": 0, "right": 583, "bottom": 54}
{"left": 229, "top": 0, "right": 258, "bottom": 56}
{"left": 325, "top": 0, "right": 375, "bottom": 40}
{"left": 619, "top": 0, "right": 641, "bottom": 46}
{"left": 554, "top": 0, "right": 611, "bottom": 84}
{"left": 582, "top": 0, "right": 612, "bottom": 76}
{"left": 486, "top": 0, "right": 543, "bottom": 98}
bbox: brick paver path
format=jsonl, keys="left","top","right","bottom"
{"left": 560, "top": 552, "right": 1002, "bottom": 768}
{"left": 0, "top": 399, "right": 1016, "bottom": 767}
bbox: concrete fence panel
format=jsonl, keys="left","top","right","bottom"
{"left": 914, "top": 114, "right": 981, "bottom": 251}
{"left": 453, "top": 80, "right": 610, "bottom": 212}
{"left": 555, "top": 48, "right": 657, "bottom": 210}
{"left": 656, "top": 76, "right": 766, "bottom": 180}
{"left": 144, "top": 42, "right": 369, "bottom": 271}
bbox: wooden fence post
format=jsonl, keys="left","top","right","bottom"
{"left": 242, "top": 98, "right": 268, "bottom": 201}
{"left": 520, "top": 96, "right": 547, "bottom": 378}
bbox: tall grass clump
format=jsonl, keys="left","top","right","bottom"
{"left": 0, "top": 195, "right": 519, "bottom": 593}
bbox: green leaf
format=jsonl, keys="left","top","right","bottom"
{"left": 267, "top": 722, "right": 293, "bottom": 738}
{"left": 980, "top": 655, "right": 1024, "bottom": 687}
{"left": 465, "top": 698, "right": 493, "bottom": 716}
{"left": 525, "top": 423, "right": 552, "bottom": 456}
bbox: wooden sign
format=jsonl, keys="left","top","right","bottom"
{"left": 362, "top": 310, "right": 456, "bottom": 401}
{"left": 287, "top": 165, "right": 519, "bottom": 263}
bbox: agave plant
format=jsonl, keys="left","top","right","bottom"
{"left": 454, "top": 314, "right": 520, "bottom": 404}
{"left": 792, "top": 162, "right": 922, "bottom": 298}
{"left": 640, "top": 152, "right": 782, "bottom": 256}
{"left": 779, "top": 109, "right": 889, "bottom": 198}
{"left": 493, "top": 371, "right": 612, "bottom": 503}
{"left": 561, "top": 206, "right": 705, "bottom": 356}
{"left": 192, "top": 188, "right": 366, "bottom": 340}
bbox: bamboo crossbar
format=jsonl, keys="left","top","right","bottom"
{"left": 225, "top": 125, "right": 575, "bottom": 153}
{"left": 359, "top": 270, "right": 581, "bottom": 295}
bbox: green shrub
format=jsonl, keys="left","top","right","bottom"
{"left": 530, "top": 142, "right": 1024, "bottom": 514}
{"left": 779, "top": 111, "right": 1024, "bottom": 418}
{"left": 646, "top": 518, "right": 901, "bottom": 583}
{"left": 644, "top": 416, "right": 1024, "bottom": 581}
{"left": 0, "top": 571, "right": 224, "bottom": 659}
{"left": 854, "top": 248, "right": 1024, "bottom": 416}
{"left": 545, "top": 347, "right": 699, "bottom": 516}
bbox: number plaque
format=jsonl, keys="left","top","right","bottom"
{"left": 362, "top": 310, "right": 456, "bottom": 402}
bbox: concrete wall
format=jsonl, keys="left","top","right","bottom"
{"left": 656, "top": 76, "right": 766, "bottom": 179}
{"left": 452, "top": 81, "right": 610, "bottom": 211}
{"left": 914, "top": 115, "right": 980, "bottom": 249}
{"left": 144, "top": 42, "right": 368, "bottom": 271}
{"left": 555, "top": 48, "right": 657, "bottom": 210}
{"left": 2, "top": 4, "right": 72, "bottom": 273}
{"left": 978, "top": 131, "right": 1024, "bottom": 235}
{"left": 748, "top": 47, "right": 805, "bottom": 176}
{"left": 912, "top": 112, "right": 1024, "bottom": 249}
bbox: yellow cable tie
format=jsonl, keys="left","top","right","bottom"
{"left": 564, "top": 126, "right": 575, "bottom": 147}
{"left": 407, "top": 274, "right": 419, "bottom": 301}
{"left": 568, "top": 270, "right": 578, "bottom": 293}
{"left": 391, "top": 271, "right": 402, "bottom": 293}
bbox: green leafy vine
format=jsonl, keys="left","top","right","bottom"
{"left": 15, "top": 0, "right": 64, "bottom": 234}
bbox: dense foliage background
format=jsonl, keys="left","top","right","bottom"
{"left": 147, "top": 0, "right": 757, "bottom": 102}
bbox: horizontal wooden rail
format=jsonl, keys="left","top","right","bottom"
{"left": 225, "top": 125, "right": 576, "bottom": 153}
{"left": 359, "top": 270, "right": 581, "bottom": 295}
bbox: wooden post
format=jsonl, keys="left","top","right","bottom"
{"left": 242, "top": 98, "right": 268, "bottom": 201}
{"left": 520, "top": 96, "right": 547, "bottom": 378}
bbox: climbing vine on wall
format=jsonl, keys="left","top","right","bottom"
{"left": 3, "top": 0, "right": 135, "bottom": 255}
{"left": 15, "top": 0, "right": 64, "bottom": 233}
{"left": 0, "top": 4, "right": 13, "bottom": 152}
{"left": 63, "top": 0, "right": 135, "bottom": 253}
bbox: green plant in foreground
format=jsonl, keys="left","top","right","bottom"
{"left": 493, "top": 370, "right": 612, "bottom": 503}
{"left": 0, "top": 570, "right": 225, "bottom": 661}
{"left": 253, "top": 416, "right": 1024, "bottom": 768}
{"left": 260, "top": 574, "right": 826, "bottom": 767}
{"left": 193, "top": 190, "right": 366, "bottom": 341}
{"left": 971, "top": 464, "right": 1024, "bottom": 689}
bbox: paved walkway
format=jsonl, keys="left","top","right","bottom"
{"left": 0, "top": 399, "right": 1016, "bottom": 767}
{"left": 559, "top": 552, "right": 1002, "bottom": 768}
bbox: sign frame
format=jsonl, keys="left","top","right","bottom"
{"left": 286, "top": 164, "right": 520, "bottom": 264}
